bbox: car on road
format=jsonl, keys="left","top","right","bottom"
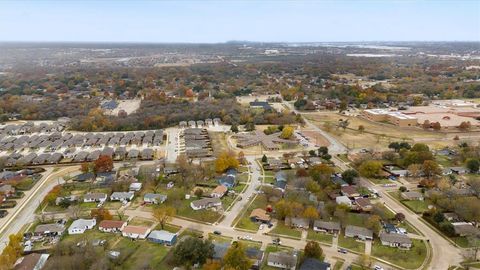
{"left": 272, "top": 238, "right": 282, "bottom": 245}
{"left": 337, "top": 248, "right": 348, "bottom": 254}
{"left": 213, "top": 231, "right": 222, "bottom": 235}
{"left": 259, "top": 224, "right": 265, "bottom": 230}
{"left": 373, "top": 265, "right": 384, "bottom": 270}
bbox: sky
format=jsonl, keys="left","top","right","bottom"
{"left": 0, "top": 1, "right": 479, "bottom": 43}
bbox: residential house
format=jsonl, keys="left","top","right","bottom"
{"left": 83, "top": 193, "right": 107, "bottom": 203}
{"left": 335, "top": 196, "right": 352, "bottom": 207}
{"left": 110, "top": 192, "right": 134, "bottom": 202}
{"left": 401, "top": 191, "right": 424, "bottom": 201}
{"left": 213, "top": 242, "right": 230, "bottom": 260}
{"left": 218, "top": 168, "right": 237, "bottom": 188}
{"left": 341, "top": 185, "right": 360, "bottom": 198}
{"left": 129, "top": 182, "right": 142, "bottom": 192}
{"left": 345, "top": 225, "right": 373, "bottom": 241}
{"left": 98, "top": 220, "right": 126, "bottom": 233}
{"left": 287, "top": 217, "right": 310, "bottom": 229}
{"left": 379, "top": 232, "right": 412, "bottom": 249}
{"left": 73, "top": 172, "right": 95, "bottom": 182}
{"left": 313, "top": 220, "right": 341, "bottom": 235}
{"left": 34, "top": 223, "right": 65, "bottom": 237}
{"left": 143, "top": 193, "right": 167, "bottom": 204}
{"left": 13, "top": 253, "right": 50, "bottom": 270}
{"left": 249, "top": 208, "right": 271, "bottom": 223}
{"left": 210, "top": 185, "right": 228, "bottom": 198}
{"left": 0, "top": 184, "right": 15, "bottom": 197}
{"left": 267, "top": 252, "right": 297, "bottom": 270}
{"left": 452, "top": 222, "right": 480, "bottom": 237}
{"left": 190, "top": 198, "right": 222, "bottom": 210}
{"left": 147, "top": 230, "right": 177, "bottom": 245}
{"left": 246, "top": 247, "right": 264, "bottom": 270}
{"left": 299, "top": 258, "right": 331, "bottom": 270}
{"left": 355, "top": 197, "right": 373, "bottom": 212}
{"left": 68, "top": 219, "right": 96, "bottom": 234}
{"left": 122, "top": 225, "right": 151, "bottom": 239}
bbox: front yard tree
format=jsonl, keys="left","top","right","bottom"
{"left": 90, "top": 207, "right": 112, "bottom": 221}
{"left": 341, "top": 169, "right": 359, "bottom": 185}
{"left": 395, "top": 212, "right": 406, "bottom": 222}
{"left": 230, "top": 123, "right": 239, "bottom": 133}
{"left": 194, "top": 188, "right": 204, "bottom": 198}
{"left": 366, "top": 215, "right": 382, "bottom": 235}
{"left": 261, "top": 154, "right": 268, "bottom": 163}
{"left": 153, "top": 205, "right": 176, "bottom": 230}
{"left": 304, "top": 241, "right": 323, "bottom": 259}
{"left": 94, "top": 155, "right": 113, "bottom": 173}
{"left": 358, "top": 160, "right": 382, "bottom": 178}
{"left": 302, "top": 206, "right": 319, "bottom": 222}
{"left": 215, "top": 151, "right": 239, "bottom": 173}
{"left": 173, "top": 237, "right": 214, "bottom": 267}
{"left": 222, "top": 242, "right": 252, "bottom": 270}
{"left": 422, "top": 160, "right": 441, "bottom": 179}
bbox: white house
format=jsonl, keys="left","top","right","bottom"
{"left": 110, "top": 192, "right": 134, "bottom": 202}
{"left": 121, "top": 225, "right": 151, "bottom": 239}
{"left": 190, "top": 198, "right": 222, "bottom": 210}
{"left": 267, "top": 252, "right": 297, "bottom": 270}
{"left": 143, "top": 193, "right": 167, "bottom": 204}
{"left": 83, "top": 193, "right": 107, "bottom": 203}
{"left": 129, "top": 182, "right": 142, "bottom": 192}
{"left": 68, "top": 219, "right": 96, "bottom": 234}
{"left": 335, "top": 195, "right": 352, "bottom": 206}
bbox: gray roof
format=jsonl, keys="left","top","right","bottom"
{"left": 379, "top": 232, "right": 412, "bottom": 245}
{"left": 268, "top": 252, "right": 297, "bottom": 267}
{"left": 144, "top": 193, "right": 167, "bottom": 201}
{"left": 148, "top": 230, "right": 176, "bottom": 242}
{"left": 84, "top": 193, "right": 107, "bottom": 200}
{"left": 191, "top": 198, "right": 221, "bottom": 208}
{"left": 313, "top": 220, "right": 341, "bottom": 231}
{"left": 34, "top": 223, "right": 65, "bottom": 234}
{"left": 345, "top": 225, "right": 373, "bottom": 238}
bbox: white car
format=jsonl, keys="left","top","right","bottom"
{"left": 373, "top": 265, "right": 384, "bottom": 270}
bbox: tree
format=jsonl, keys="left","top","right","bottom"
{"left": 309, "top": 164, "right": 334, "bottom": 186}
{"left": 304, "top": 241, "right": 323, "bottom": 259}
{"left": 466, "top": 158, "right": 480, "bottom": 173}
{"left": 422, "top": 120, "right": 431, "bottom": 129}
{"left": 194, "top": 188, "right": 204, "bottom": 198}
{"left": 341, "top": 169, "right": 359, "bottom": 185}
{"left": 80, "top": 162, "right": 92, "bottom": 173}
{"left": 318, "top": 146, "right": 329, "bottom": 156}
{"left": 222, "top": 242, "right": 252, "bottom": 270}
{"left": 280, "top": 126, "right": 294, "bottom": 139}
{"left": 93, "top": 155, "right": 113, "bottom": 174}
{"left": 261, "top": 154, "right": 268, "bottom": 163}
{"left": 431, "top": 122, "right": 441, "bottom": 130}
{"left": 358, "top": 125, "right": 365, "bottom": 133}
{"left": 152, "top": 205, "right": 176, "bottom": 230}
{"left": 275, "top": 199, "right": 292, "bottom": 220}
{"left": 358, "top": 160, "right": 382, "bottom": 178}
{"left": 302, "top": 206, "right": 319, "bottom": 221}
{"left": 458, "top": 121, "right": 471, "bottom": 131}
{"left": 215, "top": 151, "right": 239, "bottom": 173}
{"left": 422, "top": 160, "right": 441, "bottom": 179}
{"left": 173, "top": 237, "right": 214, "bottom": 267}
{"left": 395, "top": 213, "right": 406, "bottom": 222}
{"left": 230, "top": 123, "right": 239, "bottom": 133}
{"left": 366, "top": 215, "right": 382, "bottom": 234}
{"left": 399, "top": 186, "right": 407, "bottom": 192}
{"left": 90, "top": 207, "right": 112, "bottom": 221}
{"left": 244, "top": 122, "right": 255, "bottom": 131}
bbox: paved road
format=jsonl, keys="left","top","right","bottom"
{"left": 218, "top": 156, "right": 262, "bottom": 227}
{"left": 0, "top": 166, "right": 78, "bottom": 252}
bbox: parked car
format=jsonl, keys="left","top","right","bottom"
{"left": 373, "top": 265, "right": 384, "bottom": 270}
{"left": 337, "top": 248, "right": 348, "bottom": 254}
{"left": 213, "top": 231, "right": 222, "bottom": 235}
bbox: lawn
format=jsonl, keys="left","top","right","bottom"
{"left": 402, "top": 200, "right": 430, "bottom": 214}
{"left": 157, "top": 223, "right": 181, "bottom": 233}
{"left": 113, "top": 238, "right": 170, "bottom": 270}
{"left": 269, "top": 222, "right": 302, "bottom": 239}
{"left": 175, "top": 198, "right": 222, "bottom": 223}
{"left": 344, "top": 213, "right": 369, "bottom": 227}
{"left": 337, "top": 233, "right": 365, "bottom": 253}
{"left": 372, "top": 239, "right": 427, "bottom": 269}
{"left": 208, "top": 233, "right": 233, "bottom": 244}
{"left": 234, "top": 194, "right": 267, "bottom": 231}
{"left": 333, "top": 260, "right": 345, "bottom": 270}
{"left": 233, "top": 183, "right": 247, "bottom": 193}
{"left": 128, "top": 217, "right": 154, "bottom": 227}
{"left": 237, "top": 239, "right": 262, "bottom": 249}
{"left": 14, "top": 177, "right": 36, "bottom": 190}
{"left": 307, "top": 230, "right": 333, "bottom": 245}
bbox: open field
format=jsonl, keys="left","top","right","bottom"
{"left": 304, "top": 113, "right": 452, "bottom": 150}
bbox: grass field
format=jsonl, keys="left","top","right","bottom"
{"left": 305, "top": 113, "right": 448, "bottom": 149}
{"left": 402, "top": 200, "right": 430, "bottom": 214}
{"left": 337, "top": 233, "right": 365, "bottom": 253}
{"left": 269, "top": 221, "right": 302, "bottom": 239}
{"left": 175, "top": 199, "right": 222, "bottom": 223}
{"left": 372, "top": 239, "right": 427, "bottom": 269}
{"left": 307, "top": 230, "right": 334, "bottom": 245}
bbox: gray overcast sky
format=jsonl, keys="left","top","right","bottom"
{"left": 0, "top": 1, "right": 479, "bottom": 42}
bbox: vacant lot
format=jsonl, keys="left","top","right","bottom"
{"left": 307, "top": 230, "right": 333, "bottom": 245}
{"left": 269, "top": 221, "right": 302, "bottom": 239}
{"left": 337, "top": 233, "right": 365, "bottom": 253}
{"left": 305, "top": 112, "right": 447, "bottom": 150}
